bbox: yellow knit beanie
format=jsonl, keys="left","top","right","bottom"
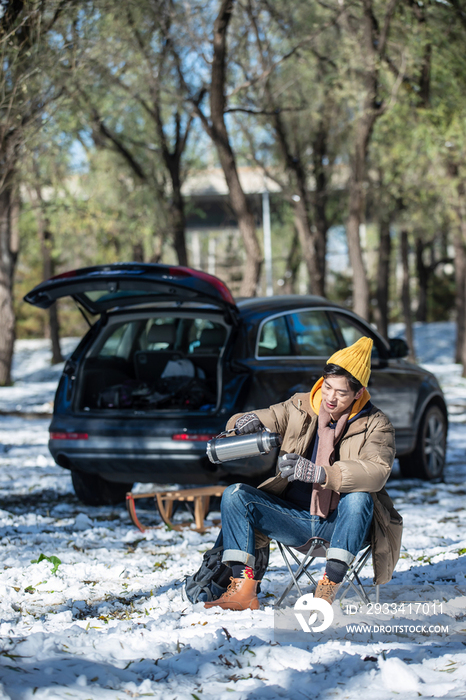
{"left": 326, "top": 336, "right": 373, "bottom": 387}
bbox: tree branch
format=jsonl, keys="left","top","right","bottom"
{"left": 227, "top": 7, "right": 344, "bottom": 98}
{"left": 379, "top": 0, "right": 399, "bottom": 56}
{"left": 90, "top": 107, "right": 147, "bottom": 181}
{"left": 224, "top": 106, "right": 305, "bottom": 115}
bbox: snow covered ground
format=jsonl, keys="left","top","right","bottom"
{"left": 0, "top": 324, "right": 464, "bottom": 699}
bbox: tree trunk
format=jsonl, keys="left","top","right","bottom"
{"left": 346, "top": 107, "right": 375, "bottom": 320}
{"left": 312, "top": 123, "right": 330, "bottom": 296}
{"left": 292, "top": 199, "right": 323, "bottom": 295}
{"left": 415, "top": 237, "right": 429, "bottom": 323}
{"left": 282, "top": 227, "right": 301, "bottom": 294}
{"left": 400, "top": 229, "right": 415, "bottom": 360}
{"left": 133, "top": 242, "right": 144, "bottom": 262}
{"left": 453, "top": 175, "right": 466, "bottom": 371}
{"left": 269, "top": 105, "right": 327, "bottom": 296}
{"left": 168, "top": 168, "right": 188, "bottom": 266}
{"left": 150, "top": 236, "right": 164, "bottom": 263}
{"left": 34, "top": 186, "right": 63, "bottom": 364}
{"left": 346, "top": 176, "right": 370, "bottom": 320}
{"left": 209, "top": 0, "right": 262, "bottom": 296}
{"left": 343, "top": 0, "right": 396, "bottom": 320}
{"left": 48, "top": 305, "right": 62, "bottom": 365}
{"left": 94, "top": 104, "right": 189, "bottom": 268}
{"left": 0, "top": 174, "right": 19, "bottom": 386}
{"left": 40, "top": 232, "right": 62, "bottom": 364}
{"left": 374, "top": 216, "right": 392, "bottom": 340}
{"left": 445, "top": 160, "right": 466, "bottom": 366}
{"left": 453, "top": 228, "right": 466, "bottom": 365}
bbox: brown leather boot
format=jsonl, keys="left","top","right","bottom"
{"left": 204, "top": 577, "right": 260, "bottom": 611}
{"left": 314, "top": 574, "right": 341, "bottom": 605}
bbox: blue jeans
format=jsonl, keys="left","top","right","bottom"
{"left": 219, "top": 483, "right": 373, "bottom": 569}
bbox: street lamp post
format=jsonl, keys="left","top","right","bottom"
{"left": 262, "top": 190, "right": 273, "bottom": 297}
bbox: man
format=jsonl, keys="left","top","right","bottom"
{"left": 204, "top": 336, "right": 402, "bottom": 611}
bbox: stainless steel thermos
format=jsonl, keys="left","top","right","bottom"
{"left": 206, "top": 429, "right": 282, "bottom": 464}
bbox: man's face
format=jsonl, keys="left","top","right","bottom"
{"left": 321, "top": 375, "right": 364, "bottom": 420}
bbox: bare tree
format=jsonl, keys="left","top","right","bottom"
{"left": 188, "top": 0, "right": 263, "bottom": 295}
{"left": 245, "top": 17, "right": 330, "bottom": 295}
{"left": 400, "top": 229, "right": 415, "bottom": 360}
{"left": 225, "top": 0, "right": 348, "bottom": 297}
{"left": 0, "top": 0, "right": 72, "bottom": 384}
{"left": 67, "top": 0, "right": 204, "bottom": 266}
{"left": 446, "top": 161, "right": 466, "bottom": 369}
{"left": 277, "top": 227, "right": 298, "bottom": 294}
{"left": 28, "top": 183, "right": 63, "bottom": 364}
{"left": 374, "top": 214, "right": 393, "bottom": 340}
{"left": 341, "top": 0, "right": 400, "bottom": 320}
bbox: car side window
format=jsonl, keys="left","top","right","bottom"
{"left": 257, "top": 315, "right": 292, "bottom": 356}
{"left": 288, "top": 310, "right": 340, "bottom": 357}
{"left": 334, "top": 314, "right": 380, "bottom": 360}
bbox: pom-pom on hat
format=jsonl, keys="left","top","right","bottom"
{"left": 326, "top": 336, "right": 373, "bottom": 387}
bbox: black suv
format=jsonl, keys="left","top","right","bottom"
{"left": 25, "top": 263, "right": 448, "bottom": 505}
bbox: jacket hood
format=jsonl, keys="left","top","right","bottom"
{"left": 309, "top": 377, "right": 371, "bottom": 419}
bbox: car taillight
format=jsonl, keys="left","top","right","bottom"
{"left": 48, "top": 270, "right": 78, "bottom": 281}
{"left": 50, "top": 432, "right": 88, "bottom": 440}
{"left": 171, "top": 434, "right": 214, "bottom": 441}
{"left": 169, "top": 266, "right": 236, "bottom": 305}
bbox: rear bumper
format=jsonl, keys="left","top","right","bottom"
{"left": 49, "top": 436, "right": 277, "bottom": 484}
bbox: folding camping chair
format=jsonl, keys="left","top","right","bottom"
{"left": 275, "top": 537, "right": 379, "bottom": 607}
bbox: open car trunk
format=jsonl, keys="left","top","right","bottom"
{"left": 24, "top": 263, "right": 239, "bottom": 416}
{"left": 75, "top": 311, "right": 230, "bottom": 414}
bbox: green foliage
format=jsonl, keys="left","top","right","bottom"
{"left": 7, "top": 0, "right": 466, "bottom": 343}
{"left": 31, "top": 553, "right": 62, "bottom": 575}
{"left": 327, "top": 272, "right": 353, "bottom": 310}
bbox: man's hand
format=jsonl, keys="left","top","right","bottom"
{"left": 234, "top": 412, "right": 263, "bottom": 435}
{"left": 278, "top": 454, "right": 326, "bottom": 484}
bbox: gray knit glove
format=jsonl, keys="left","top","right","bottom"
{"left": 235, "top": 412, "right": 263, "bottom": 435}
{"left": 278, "top": 454, "right": 326, "bottom": 484}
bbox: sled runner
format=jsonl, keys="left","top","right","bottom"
{"left": 126, "top": 485, "right": 227, "bottom": 532}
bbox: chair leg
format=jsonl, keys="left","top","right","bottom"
{"left": 276, "top": 543, "right": 304, "bottom": 605}
{"left": 277, "top": 540, "right": 378, "bottom": 607}
{"left": 338, "top": 546, "right": 373, "bottom": 605}
{"left": 281, "top": 547, "right": 321, "bottom": 586}
{"left": 276, "top": 540, "right": 326, "bottom": 607}
{"left": 340, "top": 571, "right": 371, "bottom": 605}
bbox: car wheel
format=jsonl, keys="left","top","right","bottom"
{"left": 398, "top": 404, "right": 447, "bottom": 480}
{"left": 71, "top": 471, "right": 133, "bottom": 506}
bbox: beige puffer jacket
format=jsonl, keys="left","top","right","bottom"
{"left": 226, "top": 391, "right": 403, "bottom": 585}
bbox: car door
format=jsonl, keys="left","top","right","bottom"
{"left": 243, "top": 308, "right": 341, "bottom": 409}
{"left": 329, "top": 310, "right": 421, "bottom": 453}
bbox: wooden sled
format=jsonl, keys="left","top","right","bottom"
{"left": 126, "top": 485, "right": 226, "bottom": 533}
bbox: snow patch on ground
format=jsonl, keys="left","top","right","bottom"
{"left": 0, "top": 338, "right": 80, "bottom": 414}
{"left": 0, "top": 324, "right": 464, "bottom": 698}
